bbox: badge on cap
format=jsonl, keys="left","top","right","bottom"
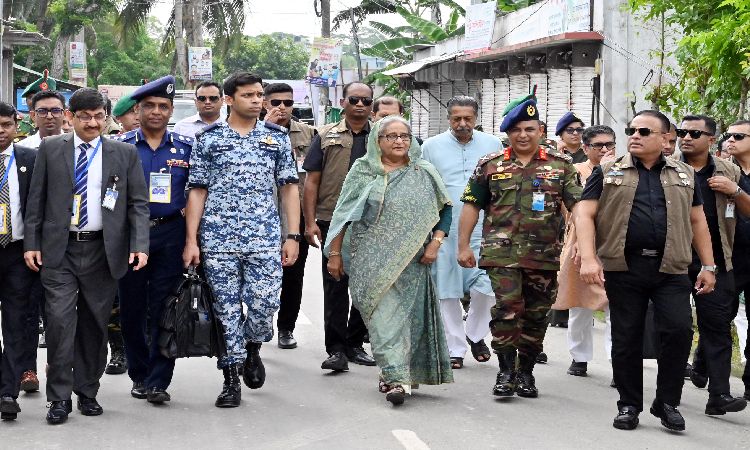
{"left": 166, "top": 83, "right": 174, "bottom": 94}
{"left": 39, "top": 82, "right": 48, "bottom": 90}
{"left": 527, "top": 105, "right": 536, "bottom": 116}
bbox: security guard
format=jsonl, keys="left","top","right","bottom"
{"left": 113, "top": 75, "right": 193, "bottom": 404}
{"left": 18, "top": 70, "right": 58, "bottom": 139}
{"left": 112, "top": 92, "right": 139, "bottom": 134}
{"left": 576, "top": 110, "right": 716, "bottom": 431}
{"left": 556, "top": 111, "right": 588, "bottom": 164}
{"left": 457, "top": 96, "right": 581, "bottom": 399}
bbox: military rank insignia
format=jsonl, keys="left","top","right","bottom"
{"left": 259, "top": 135, "right": 280, "bottom": 151}
{"left": 167, "top": 159, "right": 189, "bottom": 169}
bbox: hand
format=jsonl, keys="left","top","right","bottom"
{"left": 130, "top": 252, "right": 148, "bottom": 271}
{"left": 707, "top": 176, "right": 739, "bottom": 195}
{"left": 282, "top": 239, "right": 299, "bottom": 267}
{"left": 695, "top": 269, "right": 716, "bottom": 295}
{"left": 600, "top": 148, "right": 616, "bottom": 164}
{"left": 305, "top": 221, "right": 323, "bottom": 248}
{"left": 183, "top": 242, "right": 201, "bottom": 268}
{"left": 24, "top": 251, "right": 42, "bottom": 272}
{"left": 264, "top": 107, "right": 284, "bottom": 125}
{"left": 327, "top": 254, "right": 345, "bottom": 281}
{"left": 557, "top": 140, "right": 566, "bottom": 152}
{"left": 571, "top": 241, "right": 581, "bottom": 267}
{"left": 420, "top": 240, "right": 441, "bottom": 264}
{"left": 579, "top": 256, "right": 605, "bottom": 287}
{"left": 457, "top": 245, "right": 476, "bottom": 268}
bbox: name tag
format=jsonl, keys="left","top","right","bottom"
{"left": 213, "top": 144, "right": 234, "bottom": 153}
{"left": 103, "top": 188, "right": 118, "bottom": 211}
{"left": 150, "top": 173, "right": 171, "bottom": 203}
{"left": 297, "top": 157, "right": 306, "bottom": 173}
{"left": 491, "top": 173, "right": 512, "bottom": 181}
{"left": 727, "top": 200, "right": 735, "bottom": 218}
{"left": 71, "top": 195, "right": 81, "bottom": 225}
{"left": 533, "top": 191, "right": 545, "bottom": 211}
{"left": 259, "top": 142, "right": 280, "bottom": 152}
{"left": 0, "top": 204, "right": 7, "bottom": 234}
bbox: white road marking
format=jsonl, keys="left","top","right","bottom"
{"left": 296, "top": 311, "right": 312, "bottom": 325}
{"left": 392, "top": 430, "right": 431, "bottom": 450}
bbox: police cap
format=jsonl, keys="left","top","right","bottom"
{"left": 555, "top": 111, "right": 585, "bottom": 136}
{"left": 130, "top": 75, "right": 176, "bottom": 102}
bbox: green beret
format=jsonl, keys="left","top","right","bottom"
{"left": 21, "top": 70, "right": 57, "bottom": 98}
{"left": 112, "top": 92, "right": 136, "bottom": 117}
{"left": 502, "top": 85, "right": 538, "bottom": 117}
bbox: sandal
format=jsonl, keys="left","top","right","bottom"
{"left": 467, "top": 337, "right": 491, "bottom": 363}
{"left": 450, "top": 357, "right": 463, "bottom": 369}
{"left": 386, "top": 384, "right": 405, "bottom": 405}
{"left": 379, "top": 375, "right": 391, "bottom": 393}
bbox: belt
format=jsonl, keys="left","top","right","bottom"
{"left": 626, "top": 248, "right": 663, "bottom": 257}
{"left": 150, "top": 210, "right": 183, "bottom": 228}
{"left": 69, "top": 230, "right": 103, "bottom": 242}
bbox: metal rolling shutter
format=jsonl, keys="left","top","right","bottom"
{"left": 509, "top": 75, "right": 530, "bottom": 104}
{"left": 411, "top": 90, "right": 429, "bottom": 139}
{"left": 547, "top": 68, "right": 571, "bottom": 135}
{"left": 438, "top": 81, "right": 453, "bottom": 136}
{"left": 571, "top": 67, "right": 597, "bottom": 125}
{"left": 529, "top": 73, "right": 548, "bottom": 125}
{"left": 428, "top": 83, "right": 442, "bottom": 138}
{"left": 467, "top": 80, "right": 481, "bottom": 125}
{"left": 493, "top": 78, "right": 510, "bottom": 137}
{"left": 481, "top": 79, "right": 495, "bottom": 134}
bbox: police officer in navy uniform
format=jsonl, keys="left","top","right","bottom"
{"left": 114, "top": 75, "right": 193, "bottom": 403}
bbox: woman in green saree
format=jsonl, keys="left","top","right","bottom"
{"left": 324, "top": 116, "right": 454, "bottom": 405}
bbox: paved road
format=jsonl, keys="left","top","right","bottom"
{"left": 2, "top": 254, "right": 749, "bottom": 449}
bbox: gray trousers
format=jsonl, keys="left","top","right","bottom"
{"left": 41, "top": 239, "right": 118, "bottom": 401}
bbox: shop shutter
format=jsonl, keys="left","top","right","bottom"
{"left": 411, "top": 90, "right": 429, "bottom": 139}
{"left": 467, "top": 80, "right": 481, "bottom": 125}
{"left": 547, "top": 68, "right": 571, "bottom": 135}
{"left": 438, "top": 82, "right": 453, "bottom": 136}
{"left": 493, "top": 78, "right": 510, "bottom": 137}
{"left": 571, "top": 67, "right": 597, "bottom": 125}
{"left": 529, "top": 73, "right": 549, "bottom": 125}
{"left": 428, "top": 83, "right": 442, "bottom": 138}
{"left": 481, "top": 79, "right": 495, "bottom": 134}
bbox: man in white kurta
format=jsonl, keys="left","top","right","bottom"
{"left": 421, "top": 97, "right": 502, "bottom": 364}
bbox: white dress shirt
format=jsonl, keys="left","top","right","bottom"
{"left": 71, "top": 134, "right": 103, "bottom": 232}
{"left": 19, "top": 130, "right": 63, "bottom": 150}
{"left": 1, "top": 145, "right": 24, "bottom": 241}
{"left": 172, "top": 113, "right": 226, "bottom": 138}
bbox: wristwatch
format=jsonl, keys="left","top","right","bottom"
{"left": 733, "top": 186, "right": 743, "bottom": 197}
{"left": 701, "top": 265, "right": 717, "bottom": 274}
{"left": 287, "top": 234, "right": 302, "bottom": 242}
{"left": 433, "top": 237, "right": 444, "bottom": 245}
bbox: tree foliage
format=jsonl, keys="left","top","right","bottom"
{"left": 213, "top": 34, "right": 310, "bottom": 82}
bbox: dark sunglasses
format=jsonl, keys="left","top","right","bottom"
{"left": 676, "top": 128, "right": 712, "bottom": 139}
{"left": 625, "top": 127, "right": 664, "bottom": 137}
{"left": 564, "top": 127, "right": 584, "bottom": 135}
{"left": 35, "top": 108, "right": 65, "bottom": 117}
{"left": 270, "top": 99, "right": 295, "bottom": 107}
{"left": 723, "top": 132, "right": 748, "bottom": 141}
{"left": 347, "top": 96, "right": 374, "bottom": 106}
{"left": 589, "top": 142, "right": 616, "bottom": 151}
{"left": 196, "top": 95, "right": 221, "bottom": 103}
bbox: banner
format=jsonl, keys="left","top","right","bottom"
{"left": 548, "top": 0, "right": 591, "bottom": 36}
{"left": 69, "top": 42, "right": 86, "bottom": 80}
{"left": 189, "top": 47, "right": 213, "bottom": 81}
{"left": 464, "top": 3, "right": 497, "bottom": 55}
{"left": 307, "top": 38, "right": 344, "bottom": 87}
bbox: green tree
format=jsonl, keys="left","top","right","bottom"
{"left": 213, "top": 34, "right": 310, "bottom": 82}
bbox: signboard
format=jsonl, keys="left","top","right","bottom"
{"left": 17, "top": 89, "right": 74, "bottom": 113}
{"left": 464, "top": 3, "right": 497, "bottom": 55}
{"left": 98, "top": 85, "right": 140, "bottom": 102}
{"left": 69, "top": 42, "right": 86, "bottom": 80}
{"left": 504, "top": 0, "right": 590, "bottom": 47}
{"left": 548, "top": 0, "right": 591, "bottom": 35}
{"left": 307, "top": 38, "right": 344, "bottom": 87}
{"left": 189, "top": 47, "right": 213, "bottom": 81}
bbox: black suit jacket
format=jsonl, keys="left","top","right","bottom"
{"left": 24, "top": 132, "right": 150, "bottom": 279}
{"left": 12, "top": 144, "right": 38, "bottom": 219}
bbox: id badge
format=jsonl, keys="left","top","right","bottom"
{"left": 103, "top": 188, "right": 118, "bottom": 211}
{"left": 532, "top": 191, "right": 545, "bottom": 211}
{"left": 0, "top": 204, "right": 7, "bottom": 234}
{"left": 71, "top": 195, "right": 81, "bottom": 225}
{"left": 149, "top": 173, "right": 171, "bottom": 203}
{"left": 297, "top": 157, "right": 306, "bottom": 173}
{"left": 726, "top": 200, "right": 735, "bottom": 218}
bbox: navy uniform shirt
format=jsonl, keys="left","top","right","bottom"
{"left": 114, "top": 129, "right": 193, "bottom": 219}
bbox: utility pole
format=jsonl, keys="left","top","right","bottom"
{"left": 319, "top": 0, "right": 330, "bottom": 124}
{"left": 349, "top": 8, "right": 364, "bottom": 81}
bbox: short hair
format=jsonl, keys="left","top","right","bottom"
{"left": 342, "top": 81, "right": 373, "bottom": 98}
{"left": 378, "top": 115, "right": 411, "bottom": 136}
{"left": 446, "top": 96, "right": 479, "bottom": 117}
{"left": 373, "top": 96, "right": 405, "bottom": 114}
{"left": 224, "top": 72, "right": 263, "bottom": 97}
{"left": 264, "top": 83, "right": 294, "bottom": 97}
{"left": 195, "top": 80, "right": 223, "bottom": 96}
{"left": 68, "top": 88, "right": 105, "bottom": 113}
{"left": 729, "top": 119, "right": 750, "bottom": 130}
{"left": 632, "top": 110, "right": 670, "bottom": 133}
{"left": 30, "top": 90, "right": 66, "bottom": 110}
{"left": 0, "top": 101, "right": 18, "bottom": 122}
{"left": 582, "top": 125, "right": 615, "bottom": 146}
{"left": 681, "top": 114, "right": 717, "bottom": 135}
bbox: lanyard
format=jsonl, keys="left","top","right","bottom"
{"left": 74, "top": 139, "right": 102, "bottom": 185}
{"left": 0, "top": 152, "right": 15, "bottom": 193}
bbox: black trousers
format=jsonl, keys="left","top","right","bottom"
{"left": 277, "top": 216, "right": 310, "bottom": 333}
{"left": 0, "top": 240, "right": 38, "bottom": 398}
{"left": 688, "top": 262, "right": 736, "bottom": 396}
{"left": 605, "top": 253, "right": 693, "bottom": 411}
{"left": 318, "top": 220, "right": 367, "bottom": 355}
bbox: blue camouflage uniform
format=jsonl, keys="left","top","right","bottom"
{"left": 189, "top": 120, "right": 298, "bottom": 368}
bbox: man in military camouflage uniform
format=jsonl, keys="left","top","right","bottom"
{"left": 458, "top": 97, "right": 582, "bottom": 398}
{"left": 18, "top": 71, "right": 58, "bottom": 140}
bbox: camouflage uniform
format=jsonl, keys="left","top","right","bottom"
{"left": 17, "top": 115, "right": 36, "bottom": 139}
{"left": 189, "top": 121, "right": 298, "bottom": 368}
{"left": 461, "top": 146, "right": 581, "bottom": 357}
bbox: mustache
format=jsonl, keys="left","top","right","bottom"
{"left": 454, "top": 126, "right": 472, "bottom": 131}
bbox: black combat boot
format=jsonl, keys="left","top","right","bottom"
{"left": 492, "top": 352, "right": 517, "bottom": 397}
{"left": 215, "top": 363, "right": 242, "bottom": 408}
{"left": 243, "top": 342, "right": 266, "bottom": 389}
{"left": 516, "top": 353, "right": 538, "bottom": 398}
{"left": 105, "top": 332, "right": 127, "bottom": 375}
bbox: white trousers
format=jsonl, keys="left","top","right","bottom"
{"left": 735, "top": 304, "right": 747, "bottom": 364}
{"left": 567, "top": 306, "right": 612, "bottom": 363}
{"left": 439, "top": 289, "right": 495, "bottom": 358}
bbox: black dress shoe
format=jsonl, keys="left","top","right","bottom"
{"left": 535, "top": 352, "right": 548, "bottom": 364}
{"left": 243, "top": 342, "right": 266, "bottom": 389}
{"left": 105, "top": 348, "right": 127, "bottom": 375}
{"left": 348, "top": 347, "right": 376, "bottom": 366}
{"left": 613, "top": 406, "right": 639, "bottom": 430}
{"left": 705, "top": 394, "right": 748, "bottom": 415}
{"left": 278, "top": 330, "right": 298, "bottom": 349}
{"left": 216, "top": 363, "right": 242, "bottom": 408}
{"left": 690, "top": 369, "right": 708, "bottom": 389}
{"left": 684, "top": 363, "right": 692, "bottom": 379}
{"left": 321, "top": 352, "right": 349, "bottom": 371}
{"left": 567, "top": 360, "right": 587, "bottom": 376}
{"left": 0, "top": 395, "right": 21, "bottom": 414}
{"left": 147, "top": 387, "right": 171, "bottom": 403}
{"left": 77, "top": 396, "right": 103, "bottom": 416}
{"left": 46, "top": 400, "right": 73, "bottom": 424}
{"left": 650, "top": 399, "right": 685, "bottom": 431}
{"left": 131, "top": 381, "right": 148, "bottom": 399}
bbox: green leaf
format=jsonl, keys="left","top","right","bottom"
{"left": 396, "top": 6, "right": 450, "bottom": 41}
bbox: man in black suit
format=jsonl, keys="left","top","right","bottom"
{"left": 0, "top": 102, "right": 39, "bottom": 421}
{"left": 24, "top": 88, "right": 150, "bottom": 424}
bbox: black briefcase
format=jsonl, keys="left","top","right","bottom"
{"left": 158, "top": 265, "right": 227, "bottom": 359}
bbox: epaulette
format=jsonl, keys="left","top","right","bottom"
{"left": 170, "top": 132, "right": 194, "bottom": 146}
{"left": 477, "top": 150, "right": 504, "bottom": 166}
{"left": 264, "top": 121, "right": 289, "bottom": 134}
{"left": 196, "top": 122, "right": 222, "bottom": 139}
{"left": 114, "top": 129, "right": 137, "bottom": 142}
{"left": 548, "top": 150, "right": 573, "bottom": 163}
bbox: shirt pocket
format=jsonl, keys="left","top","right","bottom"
{"left": 490, "top": 177, "right": 518, "bottom": 206}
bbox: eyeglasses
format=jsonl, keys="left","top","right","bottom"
{"left": 269, "top": 99, "right": 294, "bottom": 107}
{"left": 347, "top": 96, "right": 374, "bottom": 106}
{"left": 35, "top": 108, "right": 65, "bottom": 118}
{"left": 564, "top": 127, "right": 584, "bottom": 135}
{"left": 676, "top": 129, "right": 713, "bottom": 139}
{"left": 589, "top": 142, "right": 616, "bottom": 151}
{"left": 625, "top": 127, "right": 664, "bottom": 137}
{"left": 196, "top": 95, "right": 221, "bottom": 103}
{"left": 74, "top": 112, "right": 107, "bottom": 123}
{"left": 723, "top": 132, "right": 748, "bottom": 141}
{"left": 379, "top": 133, "right": 412, "bottom": 142}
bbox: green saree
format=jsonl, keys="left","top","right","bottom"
{"left": 324, "top": 121, "right": 453, "bottom": 386}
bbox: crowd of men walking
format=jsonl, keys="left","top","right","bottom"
{"left": 0, "top": 69, "right": 749, "bottom": 434}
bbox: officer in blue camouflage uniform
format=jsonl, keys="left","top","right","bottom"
{"left": 184, "top": 72, "right": 300, "bottom": 408}
{"left": 114, "top": 75, "right": 193, "bottom": 404}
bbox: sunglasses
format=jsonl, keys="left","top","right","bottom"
{"left": 196, "top": 95, "right": 221, "bottom": 103}
{"left": 723, "top": 132, "right": 748, "bottom": 141}
{"left": 270, "top": 99, "right": 294, "bottom": 107}
{"left": 589, "top": 142, "right": 616, "bottom": 151}
{"left": 347, "top": 96, "right": 374, "bottom": 106}
{"left": 564, "top": 127, "right": 584, "bottom": 135}
{"left": 676, "top": 128, "right": 712, "bottom": 139}
{"left": 625, "top": 127, "right": 664, "bottom": 137}
{"left": 35, "top": 108, "right": 65, "bottom": 118}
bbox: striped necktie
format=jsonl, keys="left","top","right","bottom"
{"left": 75, "top": 143, "right": 91, "bottom": 228}
{"left": 0, "top": 154, "right": 11, "bottom": 247}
